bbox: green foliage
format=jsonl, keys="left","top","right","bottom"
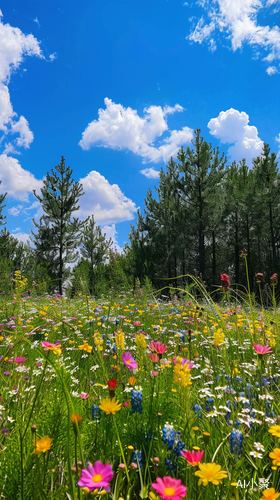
{"left": 31, "top": 156, "right": 89, "bottom": 295}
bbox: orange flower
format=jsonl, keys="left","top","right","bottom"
{"left": 129, "top": 376, "right": 137, "bottom": 386}
{"left": 71, "top": 414, "right": 82, "bottom": 424}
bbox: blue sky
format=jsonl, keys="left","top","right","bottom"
{"left": 0, "top": 0, "right": 280, "bottom": 256}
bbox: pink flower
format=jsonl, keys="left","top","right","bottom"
{"left": 122, "top": 351, "right": 137, "bottom": 371}
{"left": 15, "top": 357, "right": 27, "bottom": 365}
{"left": 180, "top": 449, "right": 204, "bottom": 466}
{"left": 133, "top": 321, "right": 141, "bottom": 327}
{"left": 253, "top": 342, "right": 273, "bottom": 355}
{"left": 123, "top": 402, "right": 130, "bottom": 406}
{"left": 149, "top": 341, "right": 168, "bottom": 354}
{"left": 80, "top": 392, "right": 89, "bottom": 399}
{"left": 150, "top": 353, "right": 159, "bottom": 363}
{"left": 152, "top": 476, "right": 187, "bottom": 500}
{"left": 151, "top": 371, "right": 158, "bottom": 377}
{"left": 172, "top": 357, "right": 194, "bottom": 369}
{"left": 42, "top": 341, "right": 61, "bottom": 349}
{"left": 77, "top": 460, "right": 114, "bottom": 492}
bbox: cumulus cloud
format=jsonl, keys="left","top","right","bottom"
{"left": 0, "top": 154, "right": 44, "bottom": 201}
{"left": 0, "top": 10, "right": 43, "bottom": 154}
{"left": 140, "top": 167, "right": 161, "bottom": 179}
{"left": 208, "top": 108, "right": 264, "bottom": 164}
{"left": 266, "top": 65, "right": 278, "bottom": 75}
{"left": 76, "top": 170, "right": 138, "bottom": 225}
{"left": 79, "top": 98, "right": 193, "bottom": 163}
{"left": 187, "top": 0, "right": 280, "bottom": 70}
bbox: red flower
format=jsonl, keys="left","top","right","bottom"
{"left": 107, "top": 379, "right": 117, "bottom": 390}
{"left": 221, "top": 274, "right": 230, "bottom": 292}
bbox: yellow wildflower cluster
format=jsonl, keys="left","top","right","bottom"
{"left": 135, "top": 333, "right": 147, "bottom": 349}
{"left": 115, "top": 329, "right": 125, "bottom": 350}
{"left": 213, "top": 328, "right": 225, "bottom": 346}
{"left": 13, "top": 270, "right": 28, "bottom": 293}
{"left": 94, "top": 331, "right": 103, "bottom": 352}
{"left": 173, "top": 363, "right": 192, "bottom": 387}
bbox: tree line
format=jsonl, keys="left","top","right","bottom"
{"left": 127, "top": 129, "right": 280, "bottom": 297}
{"left": 0, "top": 132, "right": 279, "bottom": 299}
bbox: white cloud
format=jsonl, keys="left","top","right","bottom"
{"left": 0, "top": 154, "right": 44, "bottom": 201}
{"left": 208, "top": 108, "right": 264, "bottom": 164}
{"left": 187, "top": 0, "right": 280, "bottom": 69}
{"left": 76, "top": 170, "right": 138, "bottom": 225}
{"left": 140, "top": 167, "right": 161, "bottom": 179}
{"left": 13, "top": 232, "right": 32, "bottom": 244}
{"left": 266, "top": 65, "right": 278, "bottom": 75}
{"left": 79, "top": 98, "right": 193, "bottom": 163}
{"left": 101, "top": 224, "right": 123, "bottom": 253}
{"left": 8, "top": 205, "right": 23, "bottom": 216}
{"left": 11, "top": 116, "right": 34, "bottom": 148}
{"left": 49, "top": 53, "right": 57, "bottom": 62}
{"left": 0, "top": 10, "right": 42, "bottom": 153}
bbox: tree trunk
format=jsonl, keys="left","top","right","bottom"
{"left": 212, "top": 230, "right": 216, "bottom": 285}
{"left": 269, "top": 203, "right": 278, "bottom": 270}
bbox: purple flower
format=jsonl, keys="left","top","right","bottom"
{"left": 4, "top": 372, "right": 10, "bottom": 376}
{"left": 2, "top": 429, "right": 8, "bottom": 434}
{"left": 77, "top": 461, "right": 114, "bottom": 492}
{"left": 122, "top": 351, "right": 137, "bottom": 371}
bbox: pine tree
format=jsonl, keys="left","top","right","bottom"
{"left": 31, "top": 156, "right": 89, "bottom": 295}
{"left": 177, "top": 130, "right": 227, "bottom": 278}
{"left": 0, "top": 179, "right": 7, "bottom": 226}
{"left": 80, "top": 215, "right": 113, "bottom": 294}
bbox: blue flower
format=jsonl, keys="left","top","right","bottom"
{"left": 132, "top": 450, "right": 142, "bottom": 466}
{"left": 131, "top": 390, "right": 143, "bottom": 414}
{"left": 230, "top": 428, "right": 243, "bottom": 457}
{"left": 92, "top": 405, "right": 100, "bottom": 420}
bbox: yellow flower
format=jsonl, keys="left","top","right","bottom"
{"left": 135, "top": 333, "right": 147, "bottom": 348}
{"left": 32, "top": 436, "right": 52, "bottom": 455}
{"left": 270, "top": 449, "right": 280, "bottom": 466}
{"left": 213, "top": 328, "right": 225, "bottom": 346}
{"left": 78, "top": 341, "right": 92, "bottom": 353}
{"left": 99, "top": 397, "right": 122, "bottom": 415}
{"left": 269, "top": 425, "right": 280, "bottom": 438}
{"left": 195, "top": 462, "right": 228, "bottom": 486}
{"left": 115, "top": 330, "right": 125, "bottom": 350}
{"left": 260, "top": 488, "right": 280, "bottom": 500}
{"left": 173, "top": 363, "right": 192, "bottom": 387}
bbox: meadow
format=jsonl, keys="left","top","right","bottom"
{"left": 0, "top": 271, "right": 280, "bottom": 500}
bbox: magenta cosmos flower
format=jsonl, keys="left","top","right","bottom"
{"left": 253, "top": 342, "right": 273, "bottom": 355}
{"left": 181, "top": 449, "right": 204, "bottom": 466}
{"left": 15, "top": 357, "right": 27, "bottom": 365}
{"left": 152, "top": 476, "right": 187, "bottom": 500}
{"left": 122, "top": 351, "right": 137, "bottom": 371}
{"left": 172, "top": 357, "right": 194, "bottom": 369}
{"left": 149, "top": 341, "right": 168, "bottom": 354}
{"left": 77, "top": 460, "right": 113, "bottom": 492}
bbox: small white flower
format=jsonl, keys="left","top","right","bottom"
{"left": 253, "top": 442, "right": 265, "bottom": 452}
{"left": 250, "top": 451, "right": 263, "bottom": 459}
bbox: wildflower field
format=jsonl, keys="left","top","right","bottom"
{"left": 1, "top": 274, "right": 280, "bottom": 500}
